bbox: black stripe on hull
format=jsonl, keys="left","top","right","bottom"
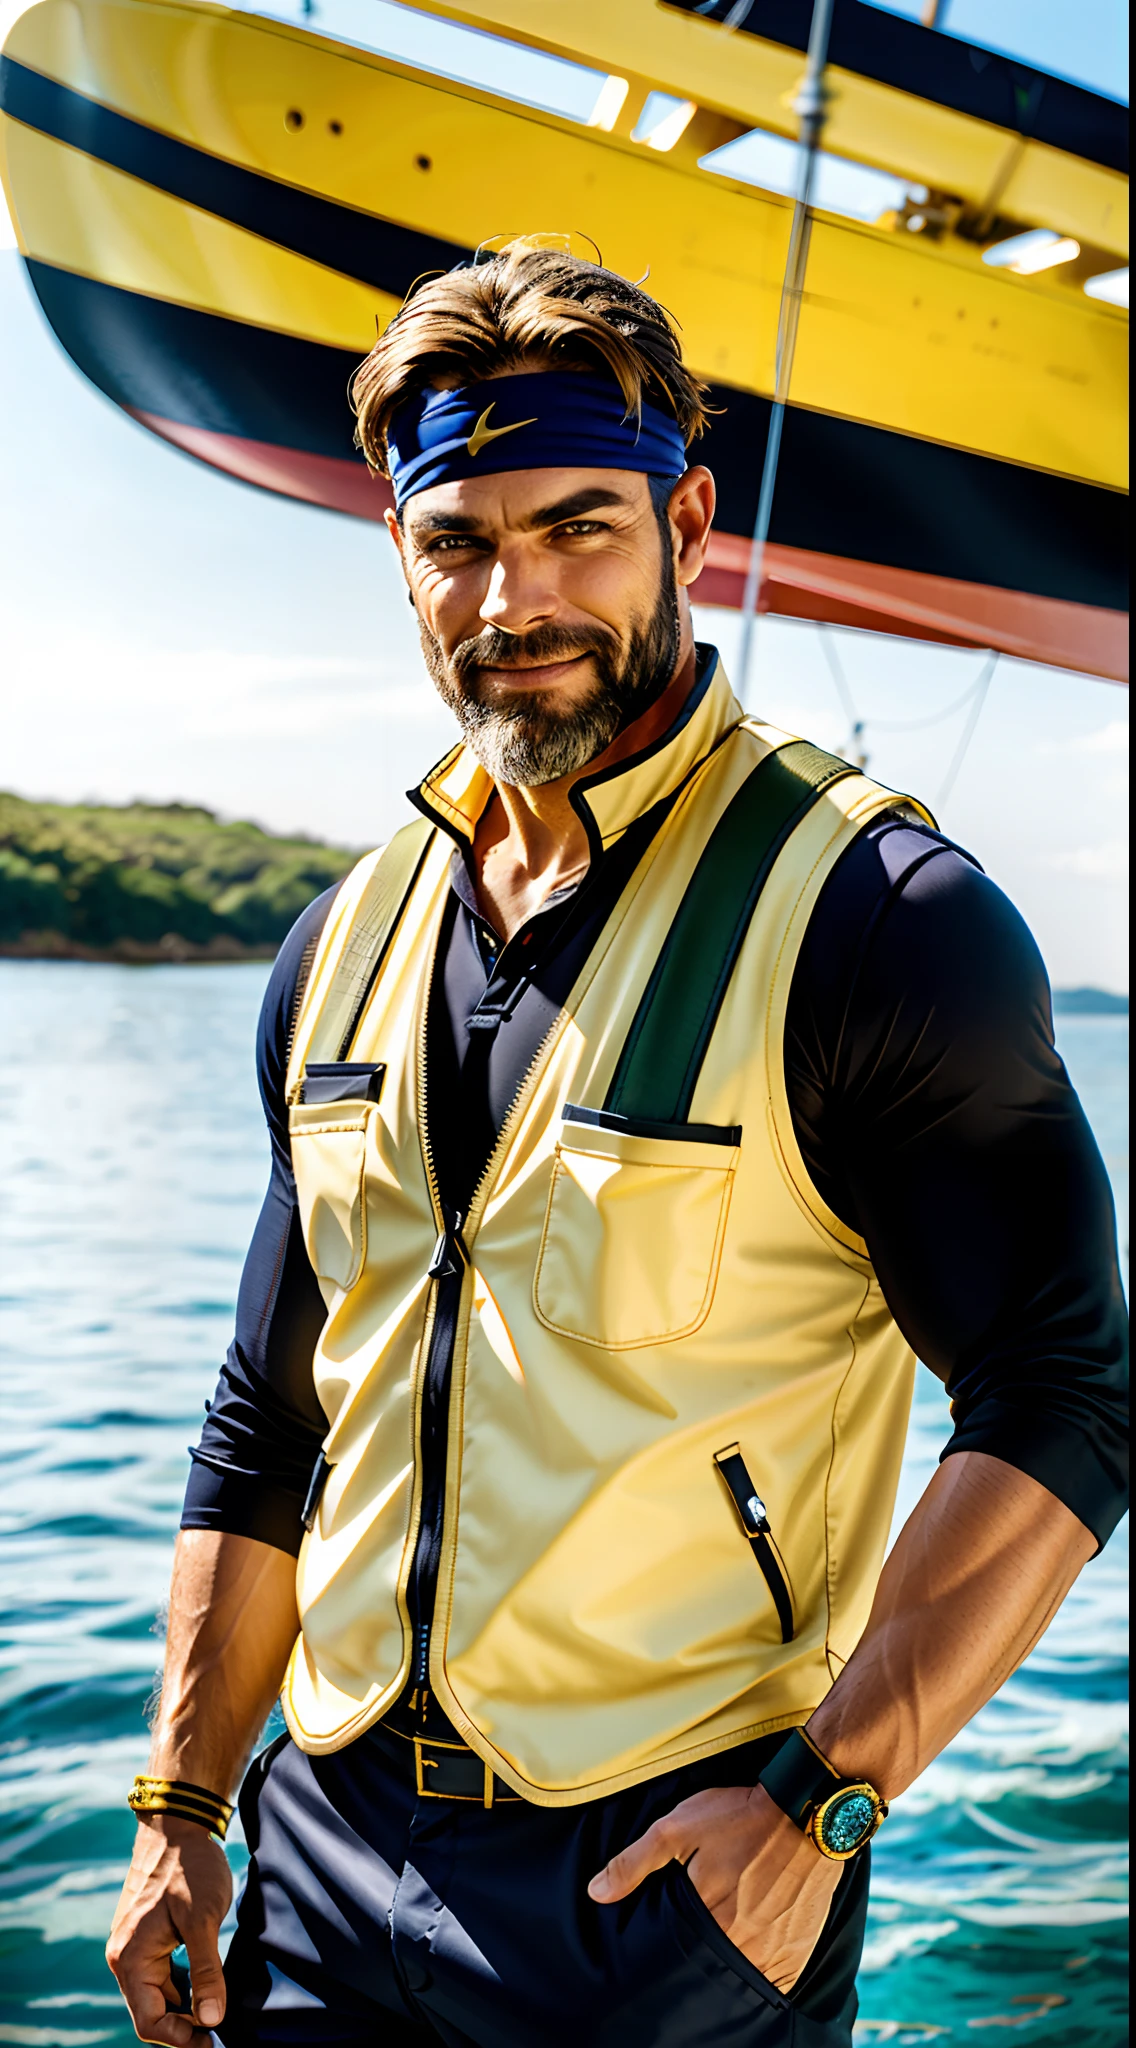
{"left": 26, "top": 261, "right": 1127, "bottom": 611}
{"left": 0, "top": 56, "right": 472, "bottom": 292}
{"left": 662, "top": 0, "right": 1127, "bottom": 174}
{"left": 701, "top": 381, "right": 1129, "bottom": 613}
{"left": 27, "top": 259, "right": 364, "bottom": 458}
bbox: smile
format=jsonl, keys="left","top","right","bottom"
{"left": 476, "top": 653, "right": 592, "bottom": 686}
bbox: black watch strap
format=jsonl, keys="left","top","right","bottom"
{"left": 758, "top": 1727, "right": 843, "bottom": 1830}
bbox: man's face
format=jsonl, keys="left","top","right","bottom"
{"left": 386, "top": 467, "right": 704, "bottom": 788}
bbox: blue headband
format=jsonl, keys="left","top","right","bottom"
{"left": 386, "top": 371, "right": 687, "bottom": 511}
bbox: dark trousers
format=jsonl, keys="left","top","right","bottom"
{"left": 220, "top": 1727, "right": 868, "bottom": 2047}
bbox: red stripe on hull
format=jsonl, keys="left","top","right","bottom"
{"left": 132, "top": 413, "right": 394, "bottom": 522}
{"left": 692, "top": 534, "right": 1129, "bottom": 684}
{"left": 135, "top": 417, "right": 1128, "bottom": 684}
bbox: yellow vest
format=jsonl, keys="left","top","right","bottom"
{"left": 281, "top": 658, "right": 921, "bottom": 1803}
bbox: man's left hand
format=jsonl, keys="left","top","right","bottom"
{"left": 587, "top": 1783, "right": 842, "bottom": 1993}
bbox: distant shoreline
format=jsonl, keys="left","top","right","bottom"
{"left": 1, "top": 792, "right": 355, "bottom": 960}
{"left": 1052, "top": 988, "right": 1129, "bottom": 1016}
{"left": 1, "top": 794, "right": 1128, "bottom": 1009}
{"left": 0, "top": 931, "right": 278, "bottom": 964}
{"left": 0, "top": 936, "right": 1127, "bottom": 1014}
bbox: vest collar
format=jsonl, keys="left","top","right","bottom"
{"left": 409, "top": 645, "right": 744, "bottom": 856}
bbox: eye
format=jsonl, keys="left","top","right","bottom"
{"left": 553, "top": 519, "right": 608, "bottom": 538}
{"left": 425, "top": 534, "right": 485, "bottom": 555}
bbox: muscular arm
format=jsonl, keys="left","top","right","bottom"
{"left": 107, "top": 1532, "right": 299, "bottom": 2044}
{"left": 785, "top": 822, "right": 1128, "bottom": 1541}
{"left": 591, "top": 825, "right": 1125, "bottom": 1983}
{"left": 809, "top": 1451, "right": 1093, "bottom": 1789}
{"left": 108, "top": 895, "right": 336, "bottom": 2044}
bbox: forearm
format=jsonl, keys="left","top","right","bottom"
{"left": 149, "top": 1528, "right": 300, "bottom": 1798}
{"left": 807, "top": 1450, "right": 1095, "bottom": 1799}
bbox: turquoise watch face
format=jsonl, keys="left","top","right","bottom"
{"left": 809, "top": 1782, "right": 886, "bottom": 1859}
{"left": 821, "top": 1790, "right": 875, "bottom": 1854}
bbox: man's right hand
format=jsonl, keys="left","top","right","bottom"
{"left": 107, "top": 1816, "right": 232, "bottom": 2045}
{"left": 106, "top": 1532, "right": 300, "bottom": 2040}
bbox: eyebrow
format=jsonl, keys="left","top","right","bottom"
{"left": 408, "top": 485, "right": 632, "bottom": 543}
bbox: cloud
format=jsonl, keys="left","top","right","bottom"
{"left": 143, "top": 648, "right": 435, "bottom": 735}
{"left": 1038, "top": 719, "right": 1129, "bottom": 757}
{"left": 2, "top": 619, "right": 438, "bottom": 731}
{"left": 1046, "top": 839, "right": 1129, "bottom": 881}
{"left": 1070, "top": 719, "right": 1130, "bottom": 755}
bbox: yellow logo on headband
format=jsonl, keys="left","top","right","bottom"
{"left": 466, "top": 403, "right": 538, "bottom": 460}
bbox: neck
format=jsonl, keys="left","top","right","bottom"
{"left": 471, "top": 638, "right": 698, "bottom": 941}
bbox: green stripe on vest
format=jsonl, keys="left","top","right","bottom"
{"left": 605, "top": 742, "right": 855, "bottom": 1125}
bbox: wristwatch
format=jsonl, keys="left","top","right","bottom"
{"left": 757, "top": 1727, "right": 888, "bottom": 1861}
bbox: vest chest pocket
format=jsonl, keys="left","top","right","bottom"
{"left": 533, "top": 1107, "right": 741, "bottom": 1350}
{"left": 289, "top": 1080, "right": 381, "bottom": 1291}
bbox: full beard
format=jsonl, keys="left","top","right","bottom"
{"left": 417, "top": 558, "right": 682, "bottom": 789}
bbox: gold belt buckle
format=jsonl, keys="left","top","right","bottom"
{"left": 413, "top": 1736, "right": 496, "bottom": 1807}
{"left": 413, "top": 1737, "right": 442, "bottom": 1798}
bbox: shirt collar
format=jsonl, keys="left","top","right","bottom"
{"left": 409, "top": 645, "right": 743, "bottom": 857}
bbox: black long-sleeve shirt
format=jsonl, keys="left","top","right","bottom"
{"left": 182, "top": 787, "right": 1129, "bottom": 1559}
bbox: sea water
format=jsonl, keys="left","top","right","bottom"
{"left": 0, "top": 963, "right": 1127, "bottom": 2045}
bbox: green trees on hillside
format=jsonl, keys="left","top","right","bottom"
{"left": 0, "top": 794, "right": 357, "bottom": 956}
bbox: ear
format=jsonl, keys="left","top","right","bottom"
{"left": 667, "top": 468, "right": 716, "bottom": 589}
{"left": 384, "top": 505, "right": 409, "bottom": 579}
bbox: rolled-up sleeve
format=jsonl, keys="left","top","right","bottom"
{"left": 787, "top": 826, "right": 1129, "bottom": 1550}
{"left": 181, "top": 889, "right": 336, "bottom": 1557}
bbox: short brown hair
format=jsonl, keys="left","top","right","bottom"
{"left": 351, "top": 243, "right": 710, "bottom": 479}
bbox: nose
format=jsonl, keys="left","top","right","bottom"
{"left": 478, "top": 550, "right": 559, "bottom": 635}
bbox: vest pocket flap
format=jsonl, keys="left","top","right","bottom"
{"left": 289, "top": 1099, "right": 373, "bottom": 1289}
{"left": 556, "top": 1104, "right": 741, "bottom": 1171}
{"left": 533, "top": 1107, "right": 740, "bottom": 1349}
{"left": 300, "top": 1061, "right": 386, "bottom": 1105}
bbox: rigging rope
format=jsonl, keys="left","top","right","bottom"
{"left": 818, "top": 627, "right": 999, "bottom": 803}
{"left": 934, "top": 651, "right": 999, "bottom": 810}
{"left": 735, "top": 0, "right": 837, "bottom": 701}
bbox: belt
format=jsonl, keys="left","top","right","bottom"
{"left": 365, "top": 1718, "right": 523, "bottom": 1806}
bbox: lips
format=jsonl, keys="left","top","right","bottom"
{"left": 476, "top": 653, "right": 591, "bottom": 685}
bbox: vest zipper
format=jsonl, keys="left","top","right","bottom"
{"left": 746, "top": 1506, "right": 795, "bottom": 1647}
{"left": 403, "top": 775, "right": 716, "bottom": 1713}
{"left": 713, "top": 1443, "right": 795, "bottom": 1645}
{"left": 406, "top": 1204, "right": 467, "bottom": 1719}
{"left": 407, "top": 956, "right": 566, "bottom": 1722}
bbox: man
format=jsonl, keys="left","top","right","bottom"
{"left": 107, "top": 245, "right": 1128, "bottom": 2048}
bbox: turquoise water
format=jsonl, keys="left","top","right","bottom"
{"left": 0, "top": 963, "right": 1127, "bottom": 2045}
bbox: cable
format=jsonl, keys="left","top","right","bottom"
{"left": 818, "top": 628, "right": 860, "bottom": 731}
{"left": 819, "top": 631, "right": 1000, "bottom": 787}
{"left": 817, "top": 629, "right": 868, "bottom": 768}
{"left": 934, "top": 651, "right": 998, "bottom": 810}
{"left": 868, "top": 673, "right": 991, "bottom": 733}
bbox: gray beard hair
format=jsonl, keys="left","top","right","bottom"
{"left": 418, "top": 576, "right": 682, "bottom": 790}
{"left": 440, "top": 679, "right": 627, "bottom": 788}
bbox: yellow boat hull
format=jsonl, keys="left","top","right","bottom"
{"left": 0, "top": 0, "right": 1127, "bottom": 677}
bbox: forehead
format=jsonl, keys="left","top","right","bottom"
{"left": 402, "top": 465, "right": 651, "bottom": 535}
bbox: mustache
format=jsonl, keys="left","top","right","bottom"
{"left": 449, "top": 621, "right": 619, "bottom": 681}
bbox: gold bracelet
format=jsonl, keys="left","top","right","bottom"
{"left": 127, "top": 1775, "right": 234, "bottom": 1840}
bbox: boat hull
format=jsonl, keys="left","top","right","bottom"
{"left": 0, "top": 0, "right": 1127, "bottom": 677}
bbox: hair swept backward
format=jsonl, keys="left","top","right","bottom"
{"left": 351, "top": 243, "right": 712, "bottom": 479}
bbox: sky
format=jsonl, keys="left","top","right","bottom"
{"left": 864, "top": 0, "right": 1127, "bottom": 99}
{"left": 0, "top": 0, "right": 1128, "bottom": 992}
